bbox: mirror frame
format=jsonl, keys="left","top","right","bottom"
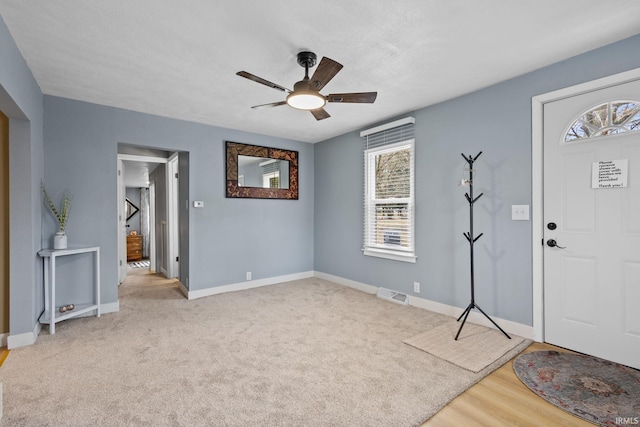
{"left": 125, "top": 198, "right": 140, "bottom": 221}
{"left": 225, "top": 141, "right": 298, "bottom": 200}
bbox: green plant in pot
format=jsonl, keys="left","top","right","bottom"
{"left": 41, "top": 180, "right": 72, "bottom": 249}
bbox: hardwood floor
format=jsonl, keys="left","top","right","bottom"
{"left": 423, "top": 342, "right": 593, "bottom": 426}
{"left": 0, "top": 346, "right": 8, "bottom": 367}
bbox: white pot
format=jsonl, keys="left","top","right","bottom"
{"left": 53, "top": 231, "right": 67, "bottom": 249}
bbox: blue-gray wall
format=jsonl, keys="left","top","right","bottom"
{"left": 3, "top": 8, "right": 640, "bottom": 342}
{"left": 314, "top": 33, "right": 640, "bottom": 326}
{"left": 0, "top": 16, "right": 45, "bottom": 340}
{"left": 43, "top": 96, "right": 315, "bottom": 306}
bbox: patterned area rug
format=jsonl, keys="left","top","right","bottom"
{"left": 513, "top": 350, "right": 640, "bottom": 426}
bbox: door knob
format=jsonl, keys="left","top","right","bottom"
{"left": 546, "top": 239, "right": 566, "bottom": 249}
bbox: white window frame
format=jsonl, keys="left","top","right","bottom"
{"left": 262, "top": 170, "right": 280, "bottom": 188}
{"left": 363, "top": 139, "right": 416, "bottom": 263}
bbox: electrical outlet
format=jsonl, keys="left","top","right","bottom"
{"left": 246, "top": 272, "right": 252, "bottom": 281}
{"left": 413, "top": 281, "right": 420, "bottom": 293}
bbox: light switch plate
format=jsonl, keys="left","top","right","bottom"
{"left": 511, "top": 205, "right": 529, "bottom": 221}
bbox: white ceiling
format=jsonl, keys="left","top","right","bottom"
{"left": 122, "top": 160, "right": 161, "bottom": 188}
{"left": 2, "top": 1, "right": 640, "bottom": 143}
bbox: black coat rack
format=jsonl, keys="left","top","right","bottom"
{"left": 455, "top": 152, "right": 511, "bottom": 340}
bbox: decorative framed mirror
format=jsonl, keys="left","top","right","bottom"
{"left": 225, "top": 141, "right": 298, "bottom": 199}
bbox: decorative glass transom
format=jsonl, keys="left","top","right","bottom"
{"left": 564, "top": 100, "right": 640, "bottom": 142}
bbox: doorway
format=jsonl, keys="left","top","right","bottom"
{"left": 532, "top": 68, "right": 640, "bottom": 369}
{"left": 117, "top": 147, "right": 185, "bottom": 284}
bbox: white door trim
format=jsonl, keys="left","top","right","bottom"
{"left": 116, "top": 158, "right": 127, "bottom": 283}
{"left": 531, "top": 67, "right": 640, "bottom": 342}
{"left": 167, "top": 153, "right": 179, "bottom": 279}
{"left": 149, "top": 181, "right": 156, "bottom": 273}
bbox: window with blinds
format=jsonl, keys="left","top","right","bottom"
{"left": 261, "top": 160, "right": 280, "bottom": 188}
{"left": 361, "top": 117, "right": 416, "bottom": 263}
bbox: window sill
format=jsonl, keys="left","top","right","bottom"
{"left": 363, "top": 248, "right": 417, "bottom": 263}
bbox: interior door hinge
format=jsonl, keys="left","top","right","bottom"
{"left": 176, "top": 256, "right": 179, "bottom": 262}
{"left": 175, "top": 172, "right": 179, "bottom": 179}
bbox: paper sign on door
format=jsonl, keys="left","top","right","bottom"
{"left": 591, "top": 159, "right": 628, "bottom": 189}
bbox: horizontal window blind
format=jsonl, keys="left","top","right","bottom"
{"left": 362, "top": 118, "right": 416, "bottom": 262}
{"left": 261, "top": 160, "right": 280, "bottom": 188}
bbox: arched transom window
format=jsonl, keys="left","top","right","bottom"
{"left": 564, "top": 100, "right": 640, "bottom": 142}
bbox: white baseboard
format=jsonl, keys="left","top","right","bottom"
{"left": 313, "top": 271, "right": 534, "bottom": 340}
{"left": 312, "top": 271, "right": 378, "bottom": 294}
{"left": 409, "top": 295, "right": 534, "bottom": 340}
{"left": 8, "top": 301, "right": 120, "bottom": 350}
{"left": 186, "top": 271, "right": 315, "bottom": 300}
{"left": 7, "top": 322, "right": 41, "bottom": 349}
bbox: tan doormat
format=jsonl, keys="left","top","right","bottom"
{"left": 404, "top": 320, "right": 528, "bottom": 372}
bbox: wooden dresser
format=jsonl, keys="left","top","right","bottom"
{"left": 126, "top": 234, "right": 143, "bottom": 261}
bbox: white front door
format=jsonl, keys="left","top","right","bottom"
{"left": 543, "top": 79, "right": 640, "bottom": 369}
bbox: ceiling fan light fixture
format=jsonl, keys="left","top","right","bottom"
{"left": 286, "top": 91, "right": 326, "bottom": 110}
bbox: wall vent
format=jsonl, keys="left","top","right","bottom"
{"left": 376, "top": 287, "right": 408, "bottom": 305}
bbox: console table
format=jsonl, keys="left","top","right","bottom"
{"left": 38, "top": 246, "right": 101, "bottom": 334}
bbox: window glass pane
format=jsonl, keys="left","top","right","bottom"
{"left": 374, "top": 203, "right": 409, "bottom": 247}
{"left": 611, "top": 101, "right": 639, "bottom": 125}
{"left": 374, "top": 148, "right": 411, "bottom": 199}
{"left": 564, "top": 100, "right": 640, "bottom": 143}
{"left": 582, "top": 103, "right": 608, "bottom": 128}
{"left": 625, "top": 111, "right": 640, "bottom": 131}
{"left": 565, "top": 121, "right": 592, "bottom": 141}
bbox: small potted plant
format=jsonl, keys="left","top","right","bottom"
{"left": 41, "top": 180, "right": 72, "bottom": 249}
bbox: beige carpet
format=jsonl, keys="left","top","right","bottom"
{"left": 403, "top": 320, "right": 528, "bottom": 373}
{"left": 0, "top": 274, "right": 530, "bottom": 426}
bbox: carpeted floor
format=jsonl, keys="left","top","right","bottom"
{"left": 0, "top": 274, "right": 529, "bottom": 426}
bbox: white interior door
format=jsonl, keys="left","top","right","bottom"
{"left": 167, "top": 153, "right": 179, "bottom": 279}
{"left": 543, "top": 79, "right": 640, "bottom": 369}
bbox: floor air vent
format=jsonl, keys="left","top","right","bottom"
{"left": 376, "top": 287, "right": 409, "bottom": 305}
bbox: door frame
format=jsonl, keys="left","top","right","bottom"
{"left": 167, "top": 153, "right": 179, "bottom": 279}
{"left": 149, "top": 181, "right": 156, "bottom": 272}
{"left": 117, "top": 153, "right": 168, "bottom": 277}
{"left": 117, "top": 158, "right": 127, "bottom": 283}
{"left": 531, "top": 67, "right": 640, "bottom": 342}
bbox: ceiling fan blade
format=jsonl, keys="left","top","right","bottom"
{"left": 251, "top": 101, "right": 287, "bottom": 109}
{"left": 310, "top": 108, "right": 331, "bottom": 121}
{"left": 326, "top": 92, "right": 377, "bottom": 103}
{"left": 308, "top": 57, "right": 343, "bottom": 91}
{"left": 236, "top": 71, "right": 291, "bottom": 93}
